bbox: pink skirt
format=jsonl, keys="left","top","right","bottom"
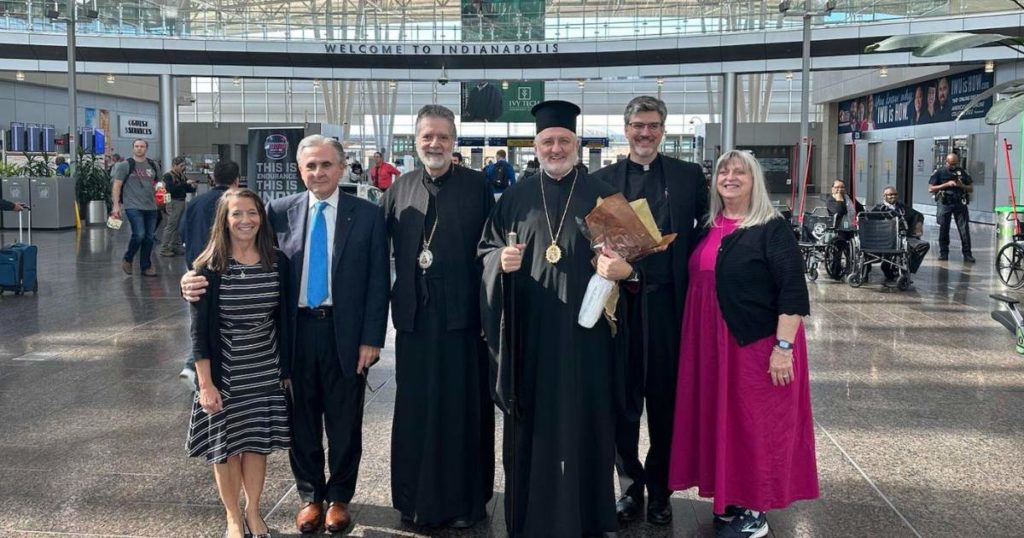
{"left": 667, "top": 229, "right": 819, "bottom": 514}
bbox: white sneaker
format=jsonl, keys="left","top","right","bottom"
{"left": 178, "top": 367, "right": 196, "bottom": 390}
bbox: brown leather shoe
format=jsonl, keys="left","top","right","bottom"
{"left": 295, "top": 501, "right": 324, "bottom": 534}
{"left": 325, "top": 502, "right": 351, "bottom": 534}
{"left": 121, "top": 260, "right": 132, "bottom": 275}
{"left": 142, "top": 267, "right": 158, "bottom": 277}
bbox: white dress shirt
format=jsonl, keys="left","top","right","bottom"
{"left": 298, "top": 188, "right": 339, "bottom": 307}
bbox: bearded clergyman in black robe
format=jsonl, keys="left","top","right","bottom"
{"left": 479, "top": 100, "right": 634, "bottom": 537}
{"left": 384, "top": 105, "right": 495, "bottom": 529}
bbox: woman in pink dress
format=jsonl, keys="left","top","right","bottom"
{"left": 668, "top": 149, "right": 818, "bottom": 538}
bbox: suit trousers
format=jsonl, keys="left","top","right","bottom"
{"left": 615, "top": 285, "right": 679, "bottom": 504}
{"left": 289, "top": 314, "right": 366, "bottom": 504}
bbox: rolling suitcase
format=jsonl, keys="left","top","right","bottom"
{"left": 0, "top": 209, "right": 38, "bottom": 295}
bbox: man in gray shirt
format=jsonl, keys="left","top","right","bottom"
{"left": 111, "top": 139, "right": 161, "bottom": 276}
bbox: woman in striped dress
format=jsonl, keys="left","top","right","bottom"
{"left": 186, "top": 189, "right": 292, "bottom": 538}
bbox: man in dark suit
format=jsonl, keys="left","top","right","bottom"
{"left": 590, "top": 96, "right": 708, "bottom": 527}
{"left": 180, "top": 136, "right": 389, "bottom": 535}
{"left": 176, "top": 160, "right": 239, "bottom": 388}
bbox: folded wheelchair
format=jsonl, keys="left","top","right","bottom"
{"left": 846, "top": 211, "right": 912, "bottom": 291}
{"left": 797, "top": 207, "right": 853, "bottom": 281}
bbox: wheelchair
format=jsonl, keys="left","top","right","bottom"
{"left": 797, "top": 207, "right": 853, "bottom": 281}
{"left": 990, "top": 293, "right": 1024, "bottom": 354}
{"left": 996, "top": 232, "right": 1024, "bottom": 289}
{"left": 846, "top": 211, "right": 911, "bottom": 291}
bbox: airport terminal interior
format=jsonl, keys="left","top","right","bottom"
{"left": 2, "top": 0, "right": 1024, "bottom": 537}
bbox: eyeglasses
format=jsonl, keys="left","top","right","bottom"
{"left": 627, "top": 122, "right": 663, "bottom": 132}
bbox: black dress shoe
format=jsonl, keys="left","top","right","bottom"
{"left": 964, "top": 254, "right": 976, "bottom": 263}
{"left": 938, "top": 254, "right": 949, "bottom": 261}
{"left": 615, "top": 495, "right": 643, "bottom": 524}
{"left": 646, "top": 497, "right": 672, "bottom": 526}
{"left": 448, "top": 516, "right": 477, "bottom": 529}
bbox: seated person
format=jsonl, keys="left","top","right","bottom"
{"left": 871, "top": 186, "right": 931, "bottom": 279}
{"left": 826, "top": 180, "right": 865, "bottom": 230}
{"left": 823, "top": 180, "right": 864, "bottom": 276}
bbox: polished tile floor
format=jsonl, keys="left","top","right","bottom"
{"left": 0, "top": 220, "right": 1021, "bottom": 538}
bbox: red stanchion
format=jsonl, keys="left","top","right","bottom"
{"left": 1004, "top": 138, "right": 1020, "bottom": 235}
{"left": 797, "top": 139, "right": 814, "bottom": 224}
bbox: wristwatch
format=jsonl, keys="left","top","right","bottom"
{"left": 776, "top": 339, "right": 794, "bottom": 351}
{"left": 626, "top": 268, "right": 640, "bottom": 283}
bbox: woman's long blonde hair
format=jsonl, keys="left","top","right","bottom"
{"left": 192, "top": 189, "right": 276, "bottom": 273}
{"left": 705, "top": 149, "right": 780, "bottom": 229}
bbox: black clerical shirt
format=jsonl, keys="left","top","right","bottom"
{"left": 624, "top": 156, "right": 672, "bottom": 285}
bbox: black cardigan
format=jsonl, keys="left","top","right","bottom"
{"left": 189, "top": 250, "right": 292, "bottom": 389}
{"left": 699, "top": 216, "right": 810, "bottom": 345}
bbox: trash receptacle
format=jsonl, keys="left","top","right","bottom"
{"left": 995, "top": 206, "right": 1024, "bottom": 254}
{"left": 87, "top": 200, "right": 107, "bottom": 225}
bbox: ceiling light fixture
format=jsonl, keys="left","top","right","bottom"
{"left": 577, "top": 79, "right": 586, "bottom": 89}
{"left": 15, "top": 71, "right": 25, "bottom": 81}
{"left": 656, "top": 77, "right": 664, "bottom": 87}
{"left": 985, "top": 60, "right": 995, "bottom": 73}
{"left": 879, "top": 66, "right": 888, "bottom": 78}
{"left": 106, "top": 74, "right": 115, "bottom": 84}
{"left": 785, "top": 71, "right": 794, "bottom": 80}
{"left": 388, "top": 80, "right": 397, "bottom": 90}
{"left": 232, "top": 76, "right": 241, "bottom": 86}
{"left": 313, "top": 79, "right": 321, "bottom": 88}
{"left": 501, "top": 80, "right": 509, "bottom": 90}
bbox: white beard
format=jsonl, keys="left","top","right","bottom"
{"left": 539, "top": 154, "right": 578, "bottom": 178}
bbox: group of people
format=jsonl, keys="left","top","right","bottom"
{"left": 175, "top": 96, "right": 819, "bottom": 538}
{"left": 109, "top": 140, "right": 199, "bottom": 276}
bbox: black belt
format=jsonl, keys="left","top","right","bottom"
{"left": 298, "top": 306, "right": 333, "bottom": 319}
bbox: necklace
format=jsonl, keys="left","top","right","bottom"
{"left": 418, "top": 209, "right": 439, "bottom": 271}
{"left": 539, "top": 169, "right": 579, "bottom": 264}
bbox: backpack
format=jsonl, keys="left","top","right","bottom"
{"left": 490, "top": 162, "right": 509, "bottom": 190}
{"left": 118, "top": 158, "right": 161, "bottom": 204}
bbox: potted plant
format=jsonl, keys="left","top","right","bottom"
{"left": 20, "top": 152, "right": 53, "bottom": 177}
{"left": 74, "top": 151, "right": 112, "bottom": 225}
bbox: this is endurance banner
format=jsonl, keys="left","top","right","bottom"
{"left": 247, "top": 127, "right": 305, "bottom": 203}
{"left": 461, "top": 80, "right": 544, "bottom": 123}
{"left": 839, "top": 69, "right": 994, "bottom": 135}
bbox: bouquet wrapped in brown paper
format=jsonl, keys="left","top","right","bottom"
{"left": 577, "top": 193, "right": 677, "bottom": 330}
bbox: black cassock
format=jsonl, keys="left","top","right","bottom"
{"left": 479, "top": 170, "right": 622, "bottom": 537}
{"left": 384, "top": 165, "right": 495, "bottom": 527}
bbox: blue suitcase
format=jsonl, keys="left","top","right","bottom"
{"left": 0, "top": 210, "right": 37, "bottom": 295}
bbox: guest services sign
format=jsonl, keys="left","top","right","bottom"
{"left": 118, "top": 114, "right": 157, "bottom": 139}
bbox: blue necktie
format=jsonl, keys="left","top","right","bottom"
{"left": 307, "top": 201, "right": 328, "bottom": 307}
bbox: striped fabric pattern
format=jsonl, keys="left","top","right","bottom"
{"left": 186, "top": 260, "right": 291, "bottom": 464}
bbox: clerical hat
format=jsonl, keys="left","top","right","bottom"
{"left": 531, "top": 100, "right": 581, "bottom": 134}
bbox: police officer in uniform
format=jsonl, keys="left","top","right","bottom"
{"left": 928, "top": 152, "right": 974, "bottom": 262}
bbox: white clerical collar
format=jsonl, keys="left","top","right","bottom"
{"left": 629, "top": 154, "right": 658, "bottom": 172}
{"left": 307, "top": 187, "right": 340, "bottom": 210}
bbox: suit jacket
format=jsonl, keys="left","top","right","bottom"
{"left": 267, "top": 189, "right": 389, "bottom": 377}
{"left": 589, "top": 154, "right": 709, "bottom": 317}
{"left": 182, "top": 185, "right": 231, "bottom": 270}
{"left": 383, "top": 166, "right": 495, "bottom": 332}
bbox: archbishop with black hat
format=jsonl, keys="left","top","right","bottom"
{"left": 479, "top": 100, "right": 632, "bottom": 537}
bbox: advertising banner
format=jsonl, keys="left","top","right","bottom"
{"left": 247, "top": 127, "right": 305, "bottom": 204}
{"left": 461, "top": 0, "right": 545, "bottom": 41}
{"left": 461, "top": 80, "right": 544, "bottom": 123}
{"left": 839, "top": 69, "right": 994, "bottom": 135}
